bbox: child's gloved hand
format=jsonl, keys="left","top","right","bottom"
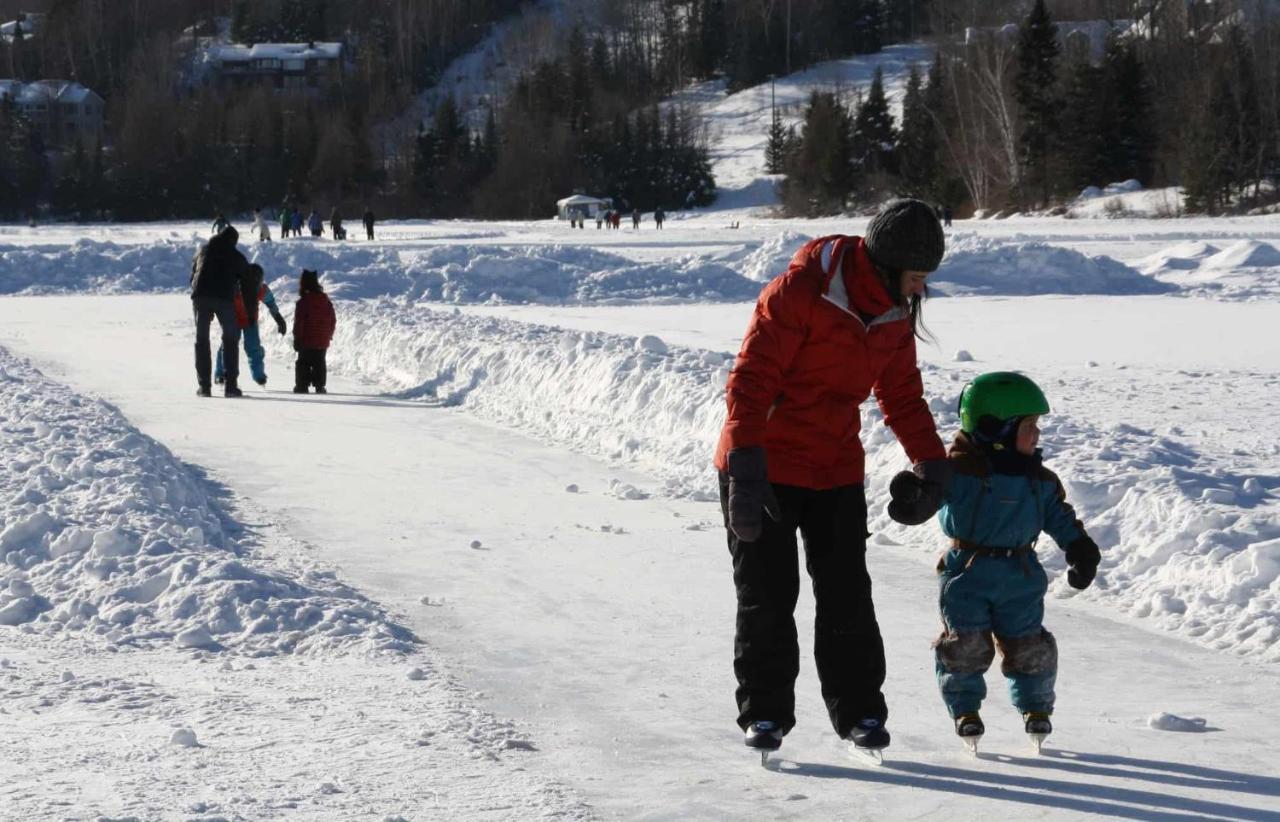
{"left": 886, "top": 460, "right": 951, "bottom": 526}
{"left": 725, "top": 447, "right": 782, "bottom": 542}
{"left": 1065, "top": 536, "right": 1101, "bottom": 589}
{"left": 272, "top": 310, "right": 287, "bottom": 336}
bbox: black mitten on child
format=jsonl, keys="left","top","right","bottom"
{"left": 1065, "top": 536, "right": 1100, "bottom": 589}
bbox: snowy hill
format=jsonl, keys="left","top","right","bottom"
{"left": 670, "top": 43, "right": 934, "bottom": 213}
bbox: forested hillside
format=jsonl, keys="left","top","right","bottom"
{"left": 3, "top": 1, "right": 1279, "bottom": 219}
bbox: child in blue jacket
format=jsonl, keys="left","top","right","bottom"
{"left": 887, "top": 372, "right": 1101, "bottom": 749}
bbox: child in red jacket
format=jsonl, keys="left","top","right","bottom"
{"left": 292, "top": 269, "right": 336, "bottom": 394}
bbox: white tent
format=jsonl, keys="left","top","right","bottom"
{"left": 556, "top": 194, "right": 611, "bottom": 221}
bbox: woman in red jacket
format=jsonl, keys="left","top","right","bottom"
{"left": 715, "top": 199, "right": 951, "bottom": 759}
{"left": 292, "top": 269, "right": 337, "bottom": 394}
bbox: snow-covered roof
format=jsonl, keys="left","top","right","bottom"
{"left": 210, "top": 42, "right": 344, "bottom": 64}
{"left": 0, "top": 80, "right": 102, "bottom": 106}
{"left": 0, "top": 12, "right": 42, "bottom": 41}
{"left": 556, "top": 194, "right": 610, "bottom": 207}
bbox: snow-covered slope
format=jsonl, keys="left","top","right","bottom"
{"left": 670, "top": 43, "right": 934, "bottom": 212}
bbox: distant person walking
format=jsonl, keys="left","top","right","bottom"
{"left": 654, "top": 207, "right": 665, "bottom": 229}
{"left": 279, "top": 206, "right": 291, "bottom": 238}
{"left": 292, "top": 269, "right": 337, "bottom": 394}
{"left": 253, "top": 209, "right": 272, "bottom": 242}
{"left": 330, "top": 208, "right": 346, "bottom": 240}
{"left": 943, "top": 205, "right": 953, "bottom": 228}
{"left": 307, "top": 209, "right": 324, "bottom": 237}
{"left": 190, "top": 225, "right": 251, "bottom": 397}
{"left": 632, "top": 209, "right": 641, "bottom": 229}
{"left": 292, "top": 208, "right": 304, "bottom": 237}
{"left": 363, "top": 208, "right": 375, "bottom": 240}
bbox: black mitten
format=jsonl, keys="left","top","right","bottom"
{"left": 272, "top": 310, "right": 287, "bottom": 336}
{"left": 1065, "top": 536, "right": 1100, "bottom": 590}
{"left": 886, "top": 459, "right": 952, "bottom": 526}
{"left": 725, "top": 447, "right": 782, "bottom": 542}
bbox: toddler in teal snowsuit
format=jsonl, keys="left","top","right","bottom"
{"left": 216, "top": 264, "right": 287, "bottom": 386}
{"left": 887, "top": 372, "right": 1101, "bottom": 745}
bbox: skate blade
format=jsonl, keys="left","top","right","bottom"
{"left": 1029, "top": 733, "right": 1048, "bottom": 753}
{"left": 961, "top": 736, "right": 982, "bottom": 756}
{"left": 849, "top": 745, "right": 884, "bottom": 766}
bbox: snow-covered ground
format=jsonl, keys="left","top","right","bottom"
{"left": 2, "top": 207, "right": 1279, "bottom": 819}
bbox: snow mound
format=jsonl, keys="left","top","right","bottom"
{"left": 0, "top": 239, "right": 765, "bottom": 305}
{"left": 1204, "top": 239, "right": 1280, "bottom": 269}
{"left": 1137, "top": 239, "right": 1280, "bottom": 299}
{"left": 935, "top": 235, "right": 1174, "bottom": 296}
{"left": 1147, "top": 713, "right": 1209, "bottom": 732}
{"left": 0, "top": 348, "right": 415, "bottom": 656}
{"left": 392, "top": 244, "right": 762, "bottom": 304}
{"left": 0, "top": 239, "right": 195, "bottom": 293}
{"left": 733, "top": 231, "right": 812, "bottom": 282}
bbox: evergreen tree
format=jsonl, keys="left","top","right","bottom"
{"left": 784, "top": 91, "right": 854, "bottom": 215}
{"left": 1102, "top": 40, "right": 1156, "bottom": 188}
{"left": 765, "top": 109, "right": 788, "bottom": 174}
{"left": 850, "top": 66, "right": 897, "bottom": 181}
{"left": 1059, "top": 56, "right": 1106, "bottom": 191}
{"left": 896, "top": 64, "right": 937, "bottom": 197}
{"left": 1014, "top": 0, "right": 1060, "bottom": 207}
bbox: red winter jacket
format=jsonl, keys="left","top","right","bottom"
{"left": 713, "top": 235, "right": 945, "bottom": 489}
{"left": 293, "top": 291, "right": 336, "bottom": 350}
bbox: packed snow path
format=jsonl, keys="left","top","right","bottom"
{"left": 1, "top": 294, "right": 1278, "bottom": 820}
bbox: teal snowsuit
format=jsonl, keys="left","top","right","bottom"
{"left": 933, "top": 432, "right": 1087, "bottom": 718}
{"left": 215, "top": 283, "right": 281, "bottom": 385}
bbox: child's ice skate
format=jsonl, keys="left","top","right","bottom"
{"left": 1024, "top": 711, "right": 1052, "bottom": 753}
{"left": 954, "top": 712, "right": 984, "bottom": 755}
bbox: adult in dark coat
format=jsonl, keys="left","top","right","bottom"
{"left": 190, "top": 225, "right": 251, "bottom": 397}
{"left": 362, "top": 208, "right": 375, "bottom": 240}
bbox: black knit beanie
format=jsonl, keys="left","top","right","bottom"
{"left": 864, "top": 199, "right": 946, "bottom": 273}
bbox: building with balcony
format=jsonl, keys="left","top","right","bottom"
{"left": 204, "top": 42, "right": 347, "bottom": 95}
{"left": 0, "top": 80, "right": 105, "bottom": 147}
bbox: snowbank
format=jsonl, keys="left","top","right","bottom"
{"left": 0, "top": 348, "right": 415, "bottom": 656}
{"left": 272, "top": 301, "right": 1280, "bottom": 662}
{"left": 935, "top": 234, "right": 1175, "bottom": 296}
{"left": 1067, "top": 185, "right": 1184, "bottom": 219}
{"left": 0, "top": 238, "right": 765, "bottom": 304}
{"left": 1138, "top": 239, "right": 1280, "bottom": 300}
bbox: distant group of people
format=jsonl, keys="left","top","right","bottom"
{"left": 577, "top": 207, "right": 666, "bottom": 230}
{"left": 190, "top": 224, "right": 336, "bottom": 397}
{"left": 216, "top": 206, "right": 378, "bottom": 242}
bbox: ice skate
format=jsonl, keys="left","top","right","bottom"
{"left": 955, "top": 712, "right": 984, "bottom": 755}
{"left": 744, "top": 721, "right": 783, "bottom": 766}
{"left": 1024, "top": 711, "right": 1052, "bottom": 753}
{"left": 846, "top": 718, "right": 889, "bottom": 765}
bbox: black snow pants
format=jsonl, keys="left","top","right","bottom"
{"left": 193, "top": 296, "right": 240, "bottom": 389}
{"left": 295, "top": 349, "right": 327, "bottom": 391}
{"left": 720, "top": 476, "right": 886, "bottom": 738}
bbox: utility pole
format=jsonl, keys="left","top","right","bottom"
{"left": 785, "top": 0, "right": 792, "bottom": 75}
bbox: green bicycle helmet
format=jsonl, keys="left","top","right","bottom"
{"left": 958, "top": 372, "right": 1050, "bottom": 435}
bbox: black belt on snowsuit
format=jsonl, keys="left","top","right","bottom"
{"left": 952, "top": 538, "right": 1035, "bottom": 575}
